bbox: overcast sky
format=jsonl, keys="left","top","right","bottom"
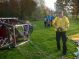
{"left": 44, "top": 0, "right": 57, "bottom": 11}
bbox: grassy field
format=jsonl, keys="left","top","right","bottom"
{"left": 0, "top": 17, "right": 79, "bottom": 59}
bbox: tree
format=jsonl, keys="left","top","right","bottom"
{"left": 18, "top": 0, "right": 37, "bottom": 19}
{"left": 71, "top": 0, "right": 79, "bottom": 16}
{"left": 0, "top": 0, "right": 37, "bottom": 20}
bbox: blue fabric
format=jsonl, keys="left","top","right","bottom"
{"left": 23, "top": 24, "right": 29, "bottom": 31}
{"left": 44, "top": 15, "right": 54, "bottom": 21}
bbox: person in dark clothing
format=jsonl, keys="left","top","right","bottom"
{"left": 44, "top": 16, "right": 47, "bottom": 27}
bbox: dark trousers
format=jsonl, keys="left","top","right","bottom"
{"left": 44, "top": 21, "right": 47, "bottom": 27}
{"left": 56, "top": 31, "right": 67, "bottom": 55}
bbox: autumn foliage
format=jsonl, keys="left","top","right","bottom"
{"left": 0, "top": 0, "right": 36, "bottom": 19}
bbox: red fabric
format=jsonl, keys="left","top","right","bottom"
{"left": 0, "top": 28, "right": 7, "bottom": 37}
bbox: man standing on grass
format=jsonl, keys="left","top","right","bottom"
{"left": 23, "top": 21, "right": 31, "bottom": 40}
{"left": 53, "top": 11, "right": 70, "bottom": 55}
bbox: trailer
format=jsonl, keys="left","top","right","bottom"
{"left": 0, "top": 17, "right": 33, "bottom": 49}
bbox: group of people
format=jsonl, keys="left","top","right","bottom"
{"left": 44, "top": 15, "right": 55, "bottom": 27}
{"left": 44, "top": 10, "right": 70, "bottom": 55}
{"left": 20, "top": 10, "right": 70, "bottom": 56}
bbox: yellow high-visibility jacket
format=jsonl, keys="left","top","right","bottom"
{"left": 52, "top": 16, "right": 69, "bottom": 31}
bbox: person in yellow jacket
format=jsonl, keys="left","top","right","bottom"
{"left": 53, "top": 11, "right": 69, "bottom": 55}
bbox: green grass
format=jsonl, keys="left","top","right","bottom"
{"left": 0, "top": 18, "right": 79, "bottom": 59}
